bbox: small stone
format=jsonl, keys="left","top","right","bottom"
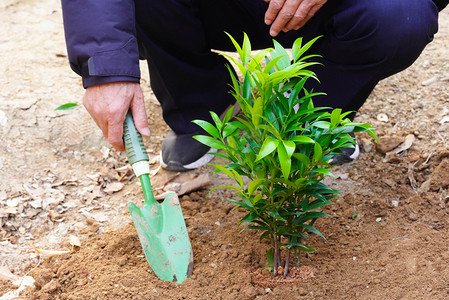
{"left": 244, "top": 286, "right": 257, "bottom": 299}
{"left": 408, "top": 213, "right": 419, "bottom": 221}
{"left": 119, "top": 258, "right": 126, "bottom": 266}
{"left": 42, "top": 280, "right": 60, "bottom": 293}
{"left": 298, "top": 287, "right": 308, "bottom": 296}
{"left": 375, "top": 136, "right": 403, "bottom": 154}
{"left": 377, "top": 113, "right": 389, "bottom": 122}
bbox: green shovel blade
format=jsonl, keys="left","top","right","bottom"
{"left": 128, "top": 191, "right": 193, "bottom": 283}
{"left": 123, "top": 111, "right": 193, "bottom": 283}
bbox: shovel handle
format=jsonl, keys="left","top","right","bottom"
{"left": 123, "top": 111, "right": 156, "bottom": 204}
{"left": 123, "top": 111, "right": 149, "bottom": 165}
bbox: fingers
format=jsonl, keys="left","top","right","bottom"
{"left": 265, "top": 0, "right": 326, "bottom": 37}
{"left": 266, "top": 0, "right": 299, "bottom": 37}
{"left": 285, "top": 1, "right": 324, "bottom": 31}
{"left": 83, "top": 82, "right": 149, "bottom": 152}
{"left": 130, "top": 86, "right": 151, "bottom": 137}
{"left": 265, "top": 0, "right": 286, "bottom": 27}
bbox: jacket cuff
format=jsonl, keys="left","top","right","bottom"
{"left": 82, "top": 76, "right": 140, "bottom": 89}
{"left": 81, "top": 37, "right": 141, "bottom": 88}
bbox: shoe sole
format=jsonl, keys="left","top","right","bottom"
{"left": 160, "top": 148, "right": 218, "bottom": 171}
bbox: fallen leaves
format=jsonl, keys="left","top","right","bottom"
{"left": 154, "top": 173, "right": 212, "bottom": 201}
{"left": 34, "top": 235, "right": 82, "bottom": 257}
{"left": 34, "top": 248, "right": 71, "bottom": 257}
{"left": 69, "top": 235, "right": 81, "bottom": 248}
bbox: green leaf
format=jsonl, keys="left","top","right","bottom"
{"left": 193, "top": 135, "right": 225, "bottom": 150}
{"left": 55, "top": 103, "right": 78, "bottom": 110}
{"left": 277, "top": 142, "right": 291, "bottom": 179}
{"left": 312, "top": 121, "right": 331, "bottom": 130}
{"left": 272, "top": 40, "right": 291, "bottom": 70}
{"left": 293, "top": 36, "right": 321, "bottom": 62}
{"left": 330, "top": 108, "right": 342, "bottom": 128}
{"left": 255, "top": 137, "right": 279, "bottom": 162}
{"left": 263, "top": 56, "right": 287, "bottom": 74}
{"left": 290, "top": 136, "right": 315, "bottom": 144}
{"left": 252, "top": 96, "right": 263, "bottom": 127}
{"left": 192, "top": 120, "right": 219, "bottom": 138}
{"left": 230, "top": 168, "right": 244, "bottom": 188}
{"left": 269, "top": 209, "right": 287, "bottom": 222}
{"left": 240, "top": 212, "right": 259, "bottom": 226}
{"left": 313, "top": 168, "right": 336, "bottom": 177}
{"left": 242, "top": 71, "right": 252, "bottom": 100}
{"left": 291, "top": 37, "right": 303, "bottom": 62}
{"left": 241, "top": 32, "right": 252, "bottom": 65}
{"left": 283, "top": 140, "right": 296, "bottom": 158}
{"left": 210, "top": 111, "right": 223, "bottom": 130}
{"left": 222, "top": 105, "right": 236, "bottom": 124}
{"left": 248, "top": 178, "right": 265, "bottom": 195}
{"left": 313, "top": 142, "right": 323, "bottom": 162}
{"left": 224, "top": 32, "right": 242, "bottom": 57}
{"left": 210, "top": 163, "right": 237, "bottom": 182}
{"left": 292, "top": 153, "right": 311, "bottom": 167}
{"left": 302, "top": 224, "right": 326, "bottom": 240}
{"left": 287, "top": 242, "right": 316, "bottom": 252}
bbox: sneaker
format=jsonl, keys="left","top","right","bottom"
{"left": 160, "top": 130, "right": 217, "bottom": 172}
{"left": 160, "top": 103, "right": 241, "bottom": 172}
{"left": 328, "top": 133, "right": 360, "bottom": 165}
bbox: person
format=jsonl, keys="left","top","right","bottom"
{"left": 60, "top": 0, "right": 447, "bottom": 171}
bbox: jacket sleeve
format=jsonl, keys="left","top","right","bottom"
{"left": 61, "top": 0, "right": 141, "bottom": 88}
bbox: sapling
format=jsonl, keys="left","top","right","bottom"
{"left": 193, "top": 33, "right": 376, "bottom": 277}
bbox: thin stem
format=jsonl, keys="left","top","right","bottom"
{"left": 283, "top": 249, "right": 290, "bottom": 277}
{"left": 273, "top": 237, "right": 278, "bottom": 276}
{"left": 297, "top": 250, "right": 302, "bottom": 267}
{"left": 277, "top": 235, "right": 282, "bottom": 268}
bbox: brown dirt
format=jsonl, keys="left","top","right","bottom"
{"left": 1, "top": 1, "right": 449, "bottom": 299}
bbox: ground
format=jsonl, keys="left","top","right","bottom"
{"left": 1, "top": 1, "right": 449, "bottom": 299}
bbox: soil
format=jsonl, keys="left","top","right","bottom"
{"left": 1, "top": 1, "right": 449, "bottom": 299}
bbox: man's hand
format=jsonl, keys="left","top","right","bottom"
{"left": 264, "top": 0, "right": 327, "bottom": 37}
{"left": 83, "top": 82, "right": 150, "bottom": 151}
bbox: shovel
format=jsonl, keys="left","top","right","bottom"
{"left": 123, "top": 111, "right": 193, "bottom": 283}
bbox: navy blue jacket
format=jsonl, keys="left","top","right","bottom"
{"left": 61, "top": 0, "right": 140, "bottom": 88}
{"left": 61, "top": 0, "right": 448, "bottom": 89}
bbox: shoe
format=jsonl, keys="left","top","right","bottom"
{"left": 328, "top": 133, "right": 360, "bottom": 165}
{"left": 160, "top": 130, "right": 217, "bottom": 172}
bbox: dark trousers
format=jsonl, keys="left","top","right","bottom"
{"left": 135, "top": 0, "right": 439, "bottom": 134}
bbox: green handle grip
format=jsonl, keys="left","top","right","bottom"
{"left": 123, "top": 110, "right": 149, "bottom": 165}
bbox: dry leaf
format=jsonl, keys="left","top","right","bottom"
{"left": 155, "top": 174, "right": 212, "bottom": 200}
{"left": 103, "top": 182, "right": 124, "bottom": 194}
{"left": 4, "top": 206, "right": 18, "bottom": 214}
{"left": 35, "top": 248, "right": 70, "bottom": 256}
{"left": 100, "top": 146, "right": 110, "bottom": 159}
{"left": 439, "top": 116, "right": 449, "bottom": 124}
{"left": 69, "top": 235, "right": 81, "bottom": 247}
{"left": 421, "top": 76, "right": 439, "bottom": 86}
{"left": 0, "top": 266, "right": 19, "bottom": 282}
{"left": 393, "top": 134, "right": 415, "bottom": 154}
